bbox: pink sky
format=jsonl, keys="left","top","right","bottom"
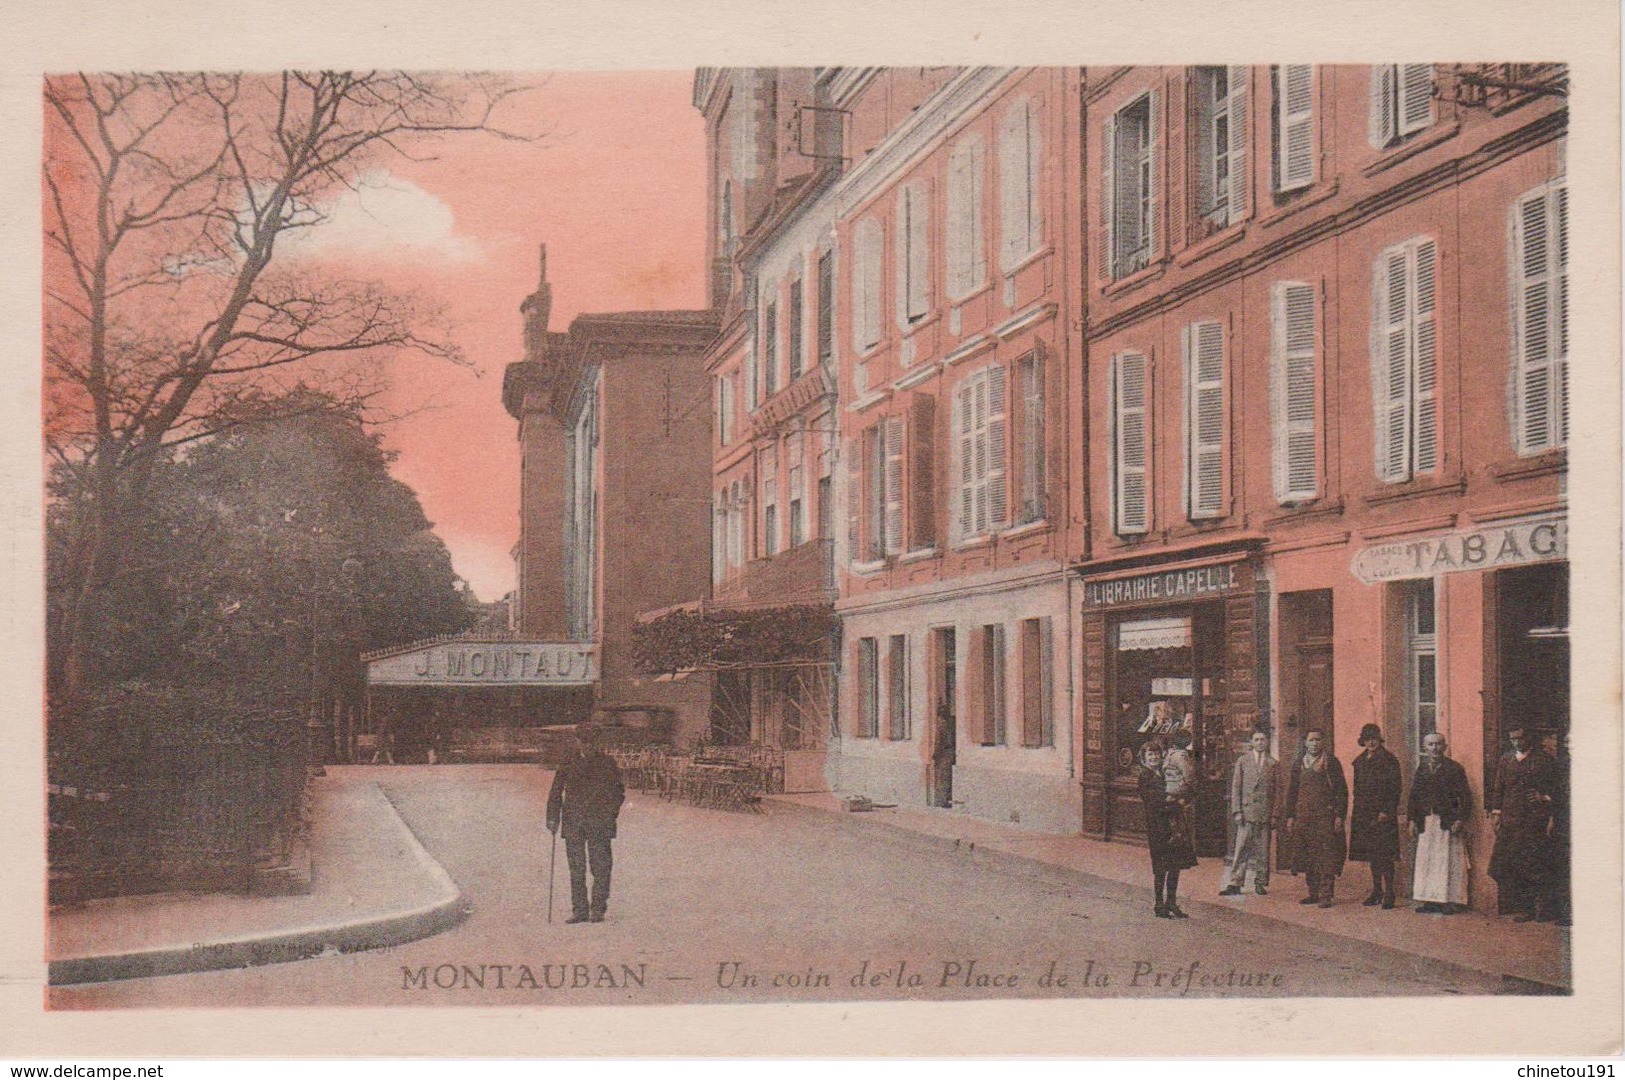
{"left": 338, "top": 72, "right": 708, "bottom": 600}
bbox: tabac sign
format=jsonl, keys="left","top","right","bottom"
{"left": 1352, "top": 513, "right": 1566, "bottom": 585}
{"left": 367, "top": 640, "right": 598, "bottom": 687}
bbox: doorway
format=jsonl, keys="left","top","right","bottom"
{"left": 1278, "top": 589, "right": 1335, "bottom": 760}
{"left": 929, "top": 627, "right": 957, "bottom": 808}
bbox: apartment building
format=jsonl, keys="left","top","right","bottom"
{"left": 1075, "top": 64, "right": 1568, "bottom": 907}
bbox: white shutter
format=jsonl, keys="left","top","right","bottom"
{"left": 1512, "top": 183, "right": 1569, "bottom": 454}
{"left": 1146, "top": 89, "right": 1160, "bottom": 262}
{"left": 1025, "top": 99, "right": 1043, "bottom": 256}
{"left": 908, "top": 186, "right": 929, "bottom": 320}
{"left": 954, "top": 386, "right": 973, "bottom": 540}
{"left": 1398, "top": 64, "right": 1434, "bottom": 137}
{"left": 1272, "top": 281, "right": 1319, "bottom": 502}
{"left": 968, "top": 138, "right": 987, "bottom": 289}
{"left": 1020, "top": 353, "right": 1046, "bottom": 523}
{"left": 986, "top": 364, "right": 1008, "bottom": 530}
{"left": 883, "top": 416, "right": 904, "bottom": 556}
{"left": 999, "top": 103, "right": 1024, "bottom": 269}
{"left": 1100, "top": 112, "right": 1117, "bottom": 281}
{"left": 1276, "top": 65, "right": 1315, "bottom": 192}
{"left": 1114, "top": 351, "right": 1150, "bottom": 534}
{"left": 947, "top": 143, "right": 971, "bottom": 297}
{"left": 1412, "top": 239, "right": 1438, "bottom": 473}
{"left": 972, "top": 372, "right": 990, "bottom": 534}
{"left": 1226, "top": 65, "right": 1249, "bottom": 225}
{"left": 1373, "top": 244, "right": 1413, "bottom": 482}
{"left": 1369, "top": 65, "right": 1395, "bottom": 148}
{"left": 864, "top": 220, "right": 884, "bottom": 350}
{"left": 845, "top": 439, "right": 861, "bottom": 563}
{"left": 1184, "top": 320, "right": 1226, "bottom": 518}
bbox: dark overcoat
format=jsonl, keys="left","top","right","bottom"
{"left": 546, "top": 750, "right": 626, "bottom": 841}
{"left": 1488, "top": 748, "right": 1560, "bottom": 890}
{"left": 1282, "top": 753, "right": 1348, "bottom": 877}
{"left": 1139, "top": 765, "right": 1197, "bottom": 874}
{"left": 1406, "top": 755, "right": 1472, "bottom": 831}
{"left": 1348, "top": 745, "right": 1402, "bottom": 862}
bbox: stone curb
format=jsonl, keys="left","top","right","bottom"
{"left": 765, "top": 797, "right": 1571, "bottom": 994}
{"left": 49, "top": 783, "right": 467, "bottom": 986}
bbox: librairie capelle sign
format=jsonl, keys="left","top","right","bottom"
{"left": 1352, "top": 513, "right": 1566, "bottom": 585}
{"left": 368, "top": 641, "right": 599, "bottom": 686}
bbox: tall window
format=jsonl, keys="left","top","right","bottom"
{"left": 760, "top": 445, "right": 778, "bottom": 557}
{"left": 788, "top": 278, "right": 805, "bottom": 381}
{"left": 1372, "top": 236, "right": 1440, "bottom": 482}
{"left": 1016, "top": 352, "right": 1046, "bottom": 525}
{"left": 1183, "top": 320, "right": 1227, "bottom": 519}
{"left": 1272, "top": 281, "right": 1320, "bottom": 503}
{"left": 1193, "top": 67, "right": 1248, "bottom": 228}
{"left": 1103, "top": 92, "right": 1157, "bottom": 281}
{"left": 816, "top": 250, "right": 835, "bottom": 370}
{"left": 1019, "top": 617, "right": 1053, "bottom": 748}
{"left": 1511, "top": 181, "right": 1569, "bottom": 455}
{"left": 712, "top": 495, "right": 726, "bottom": 585}
{"left": 856, "top": 637, "right": 880, "bottom": 738}
{"left": 999, "top": 98, "right": 1043, "bottom": 269}
{"left": 1404, "top": 579, "right": 1439, "bottom": 754}
{"left": 1111, "top": 351, "right": 1151, "bottom": 534}
{"left": 729, "top": 480, "right": 744, "bottom": 569}
{"left": 852, "top": 218, "right": 884, "bottom": 354}
{"left": 787, "top": 430, "right": 806, "bottom": 548}
{"left": 1273, "top": 64, "right": 1315, "bottom": 193}
{"left": 887, "top": 634, "right": 909, "bottom": 741}
{"left": 952, "top": 366, "right": 1008, "bottom": 542}
{"left": 946, "top": 135, "right": 987, "bottom": 298}
{"left": 896, "top": 184, "right": 930, "bottom": 327}
{"left": 1370, "top": 64, "right": 1434, "bottom": 149}
{"left": 762, "top": 300, "right": 779, "bottom": 398}
{"left": 860, "top": 421, "right": 903, "bottom": 561}
{"left": 907, "top": 396, "right": 937, "bottom": 552}
{"left": 980, "top": 623, "right": 1007, "bottom": 746}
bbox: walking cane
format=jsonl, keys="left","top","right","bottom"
{"left": 547, "top": 825, "right": 558, "bottom": 924}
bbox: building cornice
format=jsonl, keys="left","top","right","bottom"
{"left": 835, "top": 67, "right": 1017, "bottom": 215}
{"left": 821, "top": 67, "right": 880, "bottom": 110}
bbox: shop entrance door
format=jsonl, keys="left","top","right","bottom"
{"left": 1278, "top": 589, "right": 1335, "bottom": 759}
{"left": 1295, "top": 643, "right": 1335, "bottom": 757}
{"left": 929, "top": 628, "right": 957, "bottom": 807}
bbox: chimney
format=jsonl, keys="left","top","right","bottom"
{"left": 521, "top": 242, "right": 553, "bottom": 364}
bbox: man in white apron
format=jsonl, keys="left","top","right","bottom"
{"left": 1406, "top": 732, "right": 1472, "bottom": 914}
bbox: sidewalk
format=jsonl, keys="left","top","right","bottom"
{"left": 48, "top": 773, "right": 465, "bottom": 986}
{"left": 767, "top": 792, "right": 1571, "bottom": 992}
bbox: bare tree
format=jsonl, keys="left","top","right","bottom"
{"left": 45, "top": 71, "right": 539, "bottom": 706}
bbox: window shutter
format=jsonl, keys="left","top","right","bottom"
{"left": 762, "top": 301, "right": 778, "bottom": 397}
{"left": 817, "top": 249, "right": 835, "bottom": 369}
{"left": 1114, "top": 351, "right": 1151, "bottom": 534}
{"left": 1146, "top": 89, "right": 1161, "bottom": 261}
{"left": 908, "top": 394, "right": 937, "bottom": 550}
{"left": 908, "top": 186, "right": 929, "bottom": 320}
{"left": 864, "top": 221, "right": 884, "bottom": 350}
{"left": 747, "top": 332, "right": 760, "bottom": 409}
{"left": 947, "top": 143, "right": 971, "bottom": 297}
{"left": 1512, "top": 183, "right": 1569, "bottom": 454}
{"left": 1100, "top": 112, "right": 1117, "bottom": 282}
{"left": 1412, "top": 239, "right": 1438, "bottom": 473}
{"left": 969, "top": 138, "right": 987, "bottom": 288}
{"left": 954, "top": 385, "right": 973, "bottom": 540}
{"left": 788, "top": 278, "right": 804, "bottom": 380}
{"left": 1398, "top": 64, "right": 1434, "bottom": 138}
{"left": 845, "top": 438, "right": 862, "bottom": 563}
{"left": 1166, "top": 73, "right": 1186, "bottom": 251}
{"left": 1021, "top": 618, "right": 1043, "bottom": 748}
{"left": 1020, "top": 352, "right": 1046, "bottom": 523}
{"left": 1184, "top": 320, "right": 1227, "bottom": 518}
{"left": 1226, "top": 65, "right": 1249, "bottom": 225}
{"left": 1373, "top": 247, "right": 1413, "bottom": 482}
{"left": 999, "top": 103, "right": 1024, "bottom": 269}
{"left": 1025, "top": 99, "right": 1043, "bottom": 257}
{"left": 986, "top": 364, "right": 1008, "bottom": 530}
{"left": 1038, "top": 615, "right": 1054, "bottom": 747}
{"left": 971, "top": 372, "right": 990, "bottom": 535}
{"left": 883, "top": 416, "right": 905, "bottom": 556}
{"left": 1277, "top": 65, "right": 1315, "bottom": 192}
{"left": 1369, "top": 65, "right": 1395, "bottom": 148}
{"left": 1272, "top": 281, "right": 1319, "bottom": 502}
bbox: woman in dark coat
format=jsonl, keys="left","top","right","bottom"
{"left": 1348, "top": 723, "right": 1403, "bottom": 909}
{"left": 1282, "top": 729, "right": 1349, "bottom": 908}
{"left": 1139, "top": 740, "right": 1197, "bottom": 919}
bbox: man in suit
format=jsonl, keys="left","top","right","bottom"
{"left": 1489, "top": 725, "right": 1561, "bottom": 922}
{"left": 546, "top": 725, "right": 626, "bottom": 924}
{"left": 1219, "top": 730, "right": 1277, "bottom": 896}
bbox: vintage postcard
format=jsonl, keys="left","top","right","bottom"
{"left": 3, "top": 0, "right": 1620, "bottom": 1061}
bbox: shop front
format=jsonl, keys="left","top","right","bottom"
{"left": 1077, "top": 550, "right": 1268, "bottom": 855}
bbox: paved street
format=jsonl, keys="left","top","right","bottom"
{"left": 50, "top": 765, "right": 1508, "bottom": 1008}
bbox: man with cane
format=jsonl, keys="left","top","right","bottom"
{"left": 546, "top": 725, "right": 626, "bottom": 924}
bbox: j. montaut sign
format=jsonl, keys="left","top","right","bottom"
{"left": 367, "top": 640, "right": 599, "bottom": 687}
